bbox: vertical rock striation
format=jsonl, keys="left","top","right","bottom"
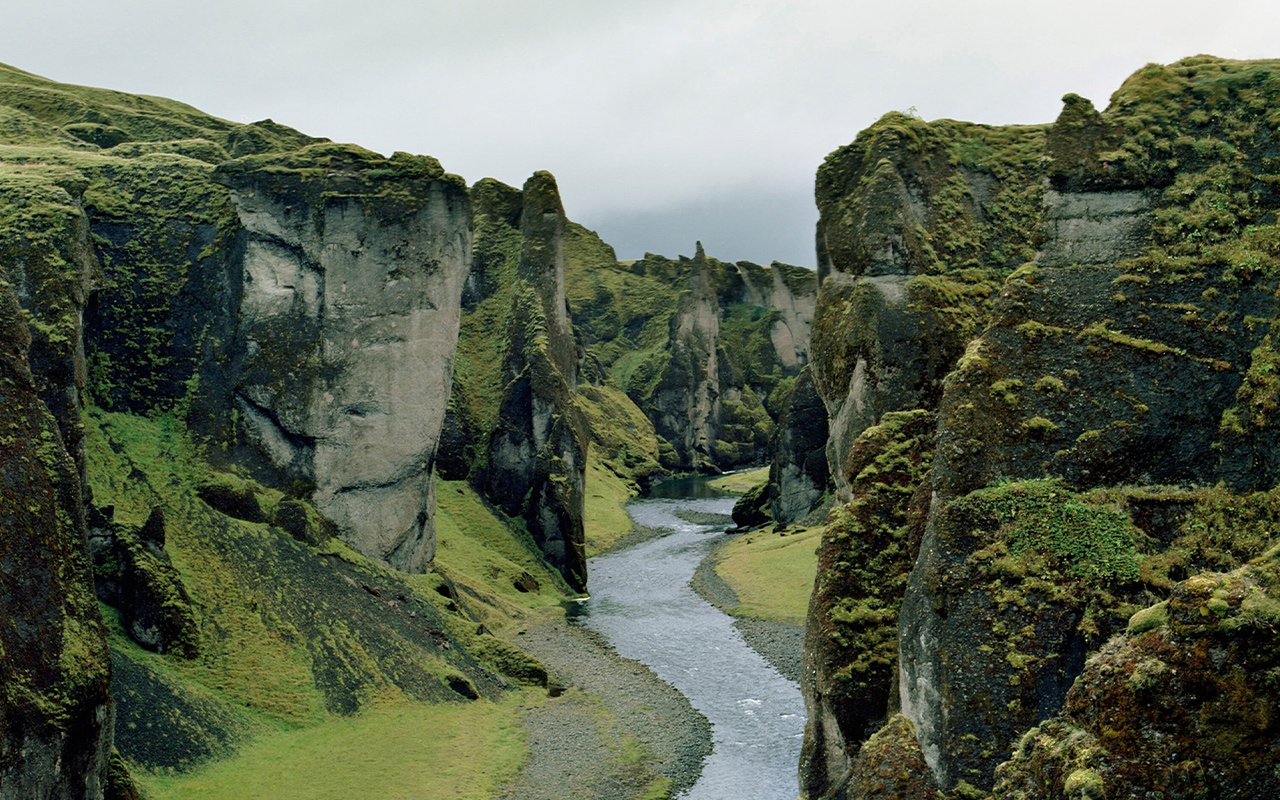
{"left": 483, "top": 171, "right": 588, "bottom": 591}
{"left": 217, "top": 146, "right": 472, "bottom": 572}
{"left": 1, "top": 234, "right": 112, "bottom": 797}
{"left": 799, "top": 56, "right": 1280, "bottom": 798}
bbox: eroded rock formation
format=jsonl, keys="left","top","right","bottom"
{"left": 218, "top": 147, "right": 472, "bottom": 572}
{"left": 798, "top": 55, "right": 1280, "bottom": 798}
{"left": 483, "top": 171, "right": 589, "bottom": 590}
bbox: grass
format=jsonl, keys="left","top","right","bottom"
{"left": 706, "top": 466, "right": 769, "bottom": 495}
{"left": 426, "top": 479, "right": 574, "bottom": 628}
{"left": 714, "top": 526, "right": 822, "bottom": 627}
{"left": 137, "top": 693, "right": 529, "bottom": 800}
{"left": 582, "top": 456, "right": 641, "bottom": 557}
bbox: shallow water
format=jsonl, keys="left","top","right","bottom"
{"left": 570, "top": 490, "right": 805, "bottom": 800}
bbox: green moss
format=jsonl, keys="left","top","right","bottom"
{"left": 1034, "top": 375, "right": 1067, "bottom": 393}
{"left": 956, "top": 480, "right": 1141, "bottom": 582}
{"left": 1126, "top": 601, "right": 1169, "bottom": 634}
{"left": 811, "top": 409, "right": 934, "bottom": 745}
{"left": 1063, "top": 768, "right": 1104, "bottom": 799}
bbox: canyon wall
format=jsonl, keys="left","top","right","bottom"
{"left": 798, "top": 55, "right": 1280, "bottom": 798}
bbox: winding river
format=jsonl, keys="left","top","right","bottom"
{"left": 568, "top": 479, "right": 806, "bottom": 799}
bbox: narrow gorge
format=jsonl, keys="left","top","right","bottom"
{"left": 7, "top": 53, "right": 1280, "bottom": 800}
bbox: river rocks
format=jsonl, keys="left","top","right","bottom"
{"left": 217, "top": 145, "right": 472, "bottom": 573}
{"left": 483, "top": 172, "right": 589, "bottom": 591}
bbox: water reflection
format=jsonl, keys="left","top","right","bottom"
{"left": 573, "top": 489, "right": 804, "bottom": 800}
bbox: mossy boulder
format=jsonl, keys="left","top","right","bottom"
{"left": 993, "top": 550, "right": 1280, "bottom": 799}
{"left": 90, "top": 506, "right": 199, "bottom": 659}
{"left": 823, "top": 715, "right": 943, "bottom": 800}
{"left": 731, "top": 483, "right": 771, "bottom": 529}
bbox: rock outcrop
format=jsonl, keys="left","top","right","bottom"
{"left": 620, "top": 246, "right": 819, "bottom": 473}
{"left": 88, "top": 506, "right": 199, "bottom": 659}
{"left": 797, "top": 56, "right": 1280, "bottom": 797}
{"left": 993, "top": 551, "right": 1280, "bottom": 799}
{"left": 767, "top": 366, "right": 830, "bottom": 524}
{"left": 1, "top": 273, "right": 112, "bottom": 798}
{"left": 217, "top": 146, "right": 472, "bottom": 572}
{"left": 483, "top": 172, "right": 589, "bottom": 590}
{"left": 800, "top": 411, "right": 933, "bottom": 798}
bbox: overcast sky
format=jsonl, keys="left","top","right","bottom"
{"left": 5, "top": 1, "right": 1279, "bottom": 266}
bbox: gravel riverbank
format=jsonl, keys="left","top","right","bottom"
{"left": 690, "top": 536, "right": 806, "bottom": 684}
{"left": 499, "top": 612, "right": 711, "bottom": 800}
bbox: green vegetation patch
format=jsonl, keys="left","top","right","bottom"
{"left": 715, "top": 526, "right": 821, "bottom": 626}
{"left": 137, "top": 694, "right": 528, "bottom": 800}
{"left": 957, "top": 480, "right": 1141, "bottom": 582}
{"left": 430, "top": 478, "right": 574, "bottom": 623}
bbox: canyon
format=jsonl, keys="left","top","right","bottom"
{"left": 6, "top": 54, "right": 1280, "bottom": 800}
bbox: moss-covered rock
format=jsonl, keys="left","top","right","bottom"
{"left": 0, "top": 277, "right": 112, "bottom": 798}
{"left": 731, "top": 482, "right": 772, "bottom": 529}
{"left": 805, "top": 56, "right": 1280, "bottom": 798}
{"left": 483, "top": 172, "right": 589, "bottom": 591}
{"left": 90, "top": 506, "right": 199, "bottom": 659}
{"left": 993, "top": 550, "right": 1280, "bottom": 799}
{"left": 768, "top": 366, "right": 832, "bottom": 524}
{"left": 800, "top": 410, "right": 934, "bottom": 798}
{"left": 824, "top": 715, "right": 943, "bottom": 800}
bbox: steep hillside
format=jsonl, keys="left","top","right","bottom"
{"left": 798, "top": 55, "right": 1280, "bottom": 799}
{"left": 0, "top": 60, "right": 819, "bottom": 799}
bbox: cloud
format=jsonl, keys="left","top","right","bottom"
{"left": 4, "top": 0, "right": 1279, "bottom": 266}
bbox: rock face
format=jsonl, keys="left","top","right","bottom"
{"left": 0, "top": 277, "right": 112, "bottom": 798}
{"left": 799, "top": 411, "right": 934, "bottom": 798}
{"left": 624, "top": 246, "right": 819, "bottom": 473}
{"left": 993, "top": 554, "right": 1280, "bottom": 799}
{"left": 768, "top": 366, "right": 831, "bottom": 524}
{"left": 798, "top": 56, "right": 1280, "bottom": 797}
{"left": 483, "top": 172, "right": 588, "bottom": 590}
{"left": 217, "top": 146, "right": 472, "bottom": 572}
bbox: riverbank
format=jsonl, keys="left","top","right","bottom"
{"left": 498, "top": 610, "right": 711, "bottom": 800}
{"left": 690, "top": 524, "right": 823, "bottom": 684}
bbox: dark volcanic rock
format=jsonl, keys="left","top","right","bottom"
{"left": 769, "top": 366, "right": 831, "bottom": 523}
{"left": 994, "top": 554, "right": 1280, "bottom": 800}
{"left": 91, "top": 507, "right": 199, "bottom": 659}
{"left": 484, "top": 172, "right": 589, "bottom": 591}
{"left": 0, "top": 278, "right": 113, "bottom": 799}
{"left": 731, "top": 483, "right": 771, "bottom": 528}
{"left": 800, "top": 410, "right": 934, "bottom": 799}
{"left": 196, "top": 481, "right": 265, "bottom": 523}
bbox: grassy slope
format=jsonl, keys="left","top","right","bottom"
{"left": 714, "top": 527, "right": 822, "bottom": 627}
{"left": 140, "top": 696, "right": 527, "bottom": 800}
{"left": 706, "top": 467, "right": 769, "bottom": 495}
{"left": 83, "top": 410, "right": 572, "bottom": 795}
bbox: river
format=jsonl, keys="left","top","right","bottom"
{"left": 567, "top": 478, "right": 806, "bottom": 800}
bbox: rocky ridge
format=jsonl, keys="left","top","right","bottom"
{"left": 797, "top": 55, "right": 1280, "bottom": 799}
